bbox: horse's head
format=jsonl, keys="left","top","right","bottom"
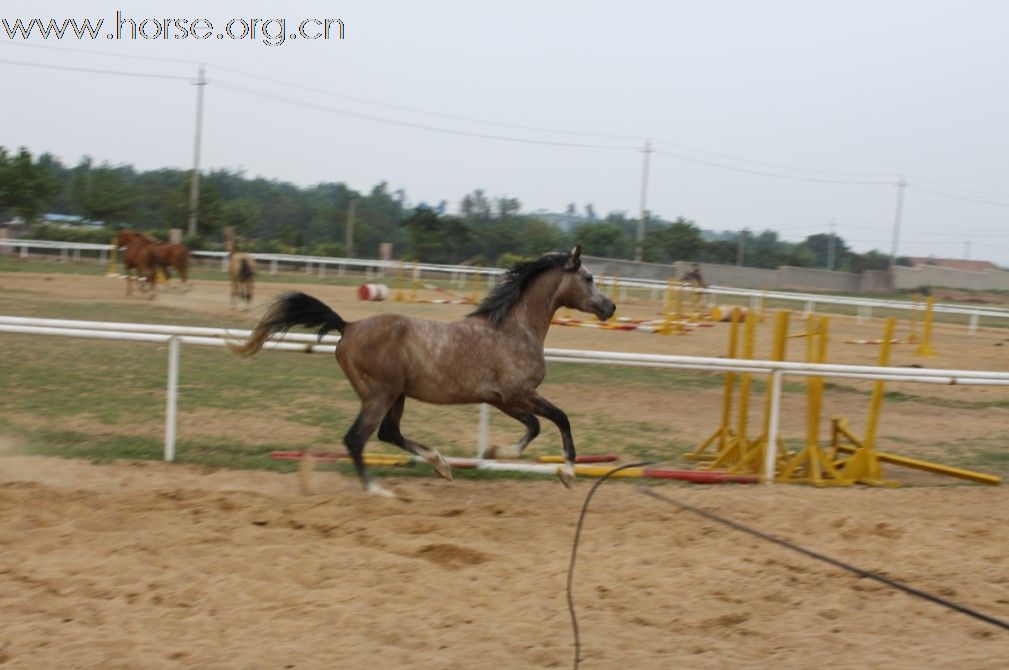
{"left": 115, "top": 230, "right": 135, "bottom": 247}
{"left": 555, "top": 245, "right": 616, "bottom": 321}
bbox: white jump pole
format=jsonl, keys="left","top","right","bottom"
{"left": 477, "top": 403, "right": 490, "bottom": 459}
{"left": 165, "top": 336, "right": 180, "bottom": 462}
{"left": 763, "top": 369, "right": 783, "bottom": 484}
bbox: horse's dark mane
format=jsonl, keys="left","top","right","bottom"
{"left": 469, "top": 251, "right": 577, "bottom": 327}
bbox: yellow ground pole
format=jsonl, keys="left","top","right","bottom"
{"left": 733, "top": 310, "right": 790, "bottom": 474}
{"left": 830, "top": 317, "right": 899, "bottom": 486}
{"left": 686, "top": 307, "right": 741, "bottom": 461}
{"left": 777, "top": 315, "right": 849, "bottom": 485}
{"left": 915, "top": 296, "right": 936, "bottom": 357}
{"left": 831, "top": 442, "right": 1001, "bottom": 485}
{"left": 705, "top": 310, "right": 759, "bottom": 470}
{"left": 105, "top": 237, "right": 119, "bottom": 277}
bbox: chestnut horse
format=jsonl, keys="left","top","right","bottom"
{"left": 153, "top": 243, "right": 191, "bottom": 288}
{"left": 115, "top": 230, "right": 158, "bottom": 296}
{"left": 115, "top": 230, "right": 191, "bottom": 293}
{"left": 229, "top": 246, "right": 615, "bottom": 497}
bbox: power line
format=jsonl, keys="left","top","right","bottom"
{"left": 0, "top": 38, "right": 645, "bottom": 142}
{"left": 6, "top": 39, "right": 1009, "bottom": 211}
{"left": 0, "top": 36, "right": 198, "bottom": 65}
{"left": 213, "top": 79, "right": 639, "bottom": 150}
{"left": 5, "top": 39, "right": 1009, "bottom": 202}
{"left": 0, "top": 56, "right": 191, "bottom": 81}
{"left": 654, "top": 149, "right": 896, "bottom": 186}
{"left": 910, "top": 176, "right": 1009, "bottom": 200}
{"left": 213, "top": 63, "right": 647, "bottom": 142}
{"left": 909, "top": 184, "right": 1009, "bottom": 208}
{"left": 652, "top": 139, "right": 900, "bottom": 179}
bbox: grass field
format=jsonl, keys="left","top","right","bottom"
{"left": 2, "top": 258, "right": 1008, "bottom": 485}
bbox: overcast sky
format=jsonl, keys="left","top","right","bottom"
{"left": 3, "top": 1, "right": 1008, "bottom": 263}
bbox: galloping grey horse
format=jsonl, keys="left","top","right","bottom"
{"left": 229, "top": 245, "right": 615, "bottom": 496}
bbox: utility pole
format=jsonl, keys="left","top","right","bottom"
{"left": 827, "top": 217, "right": 836, "bottom": 271}
{"left": 736, "top": 230, "right": 746, "bottom": 266}
{"left": 889, "top": 176, "right": 907, "bottom": 268}
{"left": 635, "top": 139, "right": 653, "bottom": 262}
{"left": 187, "top": 64, "right": 206, "bottom": 237}
{"left": 345, "top": 198, "right": 357, "bottom": 258}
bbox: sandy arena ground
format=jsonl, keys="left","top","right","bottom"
{"left": 2, "top": 267, "right": 1009, "bottom": 667}
{"left": 1, "top": 456, "right": 1008, "bottom": 669}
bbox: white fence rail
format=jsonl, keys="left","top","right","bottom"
{"left": 3, "top": 315, "right": 1008, "bottom": 483}
{"left": 5, "top": 237, "right": 1009, "bottom": 330}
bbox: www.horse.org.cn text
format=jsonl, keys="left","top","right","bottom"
{"left": 1, "top": 12, "right": 346, "bottom": 47}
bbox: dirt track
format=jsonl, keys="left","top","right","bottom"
{"left": 1, "top": 456, "right": 1008, "bottom": 669}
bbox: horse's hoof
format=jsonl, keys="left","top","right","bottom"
{"left": 366, "top": 482, "right": 398, "bottom": 498}
{"left": 429, "top": 452, "right": 453, "bottom": 481}
{"left": 557, "top": 463, "right": 576, "bottom": 489}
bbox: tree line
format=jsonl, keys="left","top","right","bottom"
{"left": 0, "top": 146, "right": 900, "bottom": 272}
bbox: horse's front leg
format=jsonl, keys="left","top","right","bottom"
{"left": 530, "top": 393, "right": 577, "bottom": 488}
{"left": 377, "top": 394, "right": 452, "bottom": 480}
{"left": 484, "top": 402, "right": 540, "bottom": 459}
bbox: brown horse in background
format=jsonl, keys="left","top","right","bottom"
{"left": 115, "top": 230, "right": 191, "bottom": 294}
{"left": 152, "top": 243, "right": 191, "bottom": 288}
{"left": 115, "top": 230, "right": 158, "bottom": 296}
{"left": 226, "top": 238, "right": 256, "bottom": 307}
{"left": 229, "top": 245, "right": 615, "bottom": 497}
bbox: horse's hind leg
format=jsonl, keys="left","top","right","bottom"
{"left": 377, "top": 395, "right": 452, "bottom": 481}
{"left": 484, "top": 403, "right": 540, "bottom": 459}
{"left": 529, "top": 393, "right": 577, "bottom": 488}
{"left": 346, "top": 399, "right": 399, "bottom": 497}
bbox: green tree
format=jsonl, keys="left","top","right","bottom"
{"left": 570, "top": 221, "right": 632, "bottom": 258}
{"left": 402, "top": 206, "right": 471, "bottom": 264}
{"left": 850, "top": 249, "right": 892, "bottom": 273}
{"left": 699, "top": 239, "right": 738, "bottom": 264}
{"left": 801, "top": 233, "right": 851, "bottom": 270}
{"left": 644, "top": 217, "right": 703, "bottom": 263}
{"left": 0, "top": 147, "right": 54, "bottom": 221}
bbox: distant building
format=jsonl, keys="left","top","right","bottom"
{"left": 530, "top": 209, "right": 584, "bottom": 232}
{"left": 41, "top": 213, "right": 105, "bottom": 229}
{"left": 906, "top": 257, "right": 998, "bottom": 272}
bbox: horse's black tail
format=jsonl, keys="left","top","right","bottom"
{"left": 228, "top": 292, "right": 346, "bottom": 357}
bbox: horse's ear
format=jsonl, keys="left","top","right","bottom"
{"left": 566, "top": 245, "right": 582, "bottom": 270}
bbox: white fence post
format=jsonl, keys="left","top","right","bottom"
{"left": 165, "top": 336, "right": 180, "bottom": 462}
{"left": 969, "top": 313, "right": 979, "bottom": 335}
{"left": 763, "top": 369, "right": 783, "bottom": 484}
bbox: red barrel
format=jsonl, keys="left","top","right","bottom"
{"left": 357, "top": 283, "right": 390, "bottom": 301}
